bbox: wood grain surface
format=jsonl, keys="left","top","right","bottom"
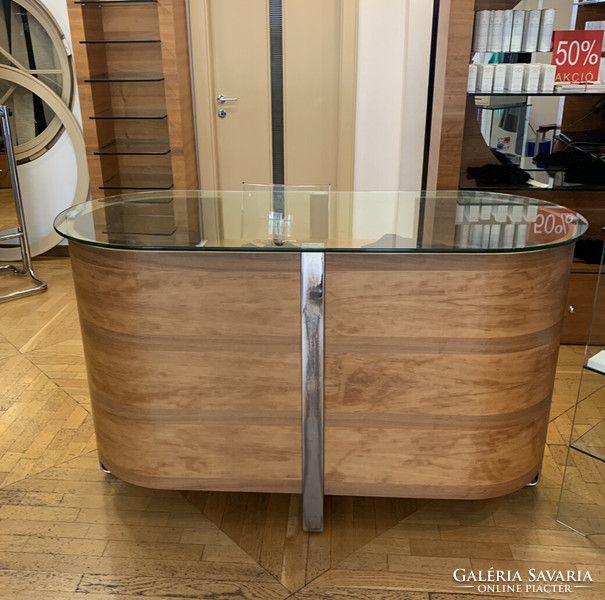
{"left": 69, "top": 244, "right": 302, "bottom": 492}
{"left": 324, "top": 247, "right": 574, "bottom": 498}
{"left": 69, "top": 243, "right": 573, "bottom": 499}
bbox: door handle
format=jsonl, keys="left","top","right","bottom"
{"left": 217, "top": 94, "right": 238, "bottom": 104}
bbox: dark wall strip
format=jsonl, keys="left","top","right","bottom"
{"left": 269, "top": 0, "right": 284, "bottom": 189}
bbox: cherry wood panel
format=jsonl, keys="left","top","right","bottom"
{"left": 69, "top": 243, "right": 573, "bottom": 500}
{"left": 69, "top": 243, "right": 302, "bottom": 492}
{"left": 324, "top": 247, "right": 574, "bottom": 499}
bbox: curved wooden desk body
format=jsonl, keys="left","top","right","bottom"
{"left": 56, "top": 191, "right": 587, "bottom": 507}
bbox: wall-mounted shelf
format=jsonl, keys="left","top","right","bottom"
{"left": 85, "top": 72, "right": 164, "bottom": 82}
{"left": 68, "top": 0, "right": 198, "bottom": 204}
{"left": 468, "top": 91, "right": 605, "bottom": 96}
{"left": 95, "top": 140, "right": 171, "bottom": 155}
{"left": 99, "top": 173, "right": 174, "bottom": 190}
{"left": 90, "top": 108, "right": 168, "bottom": 120}
{"left": 75, "top": 0, "right": 157, "bottom": 5}
{"left": 80, "top": 39, "right": 160, "bottom": 44}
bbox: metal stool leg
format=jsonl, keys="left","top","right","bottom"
{"left": 0, "top": 104, "right": 47, "bottom": 302}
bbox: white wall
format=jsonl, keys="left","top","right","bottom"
{"left": 352, "top": 0, "right": 433, "bottom": 240}
{"left": 353, "top": 0, "right": 434, "bottom": 192}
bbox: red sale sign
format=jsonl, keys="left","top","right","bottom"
{"left": 529, "top": 207, "right": 575, "bottom": 244}
{"left": 553, "top": 30, "right": 605, "bottom": 83}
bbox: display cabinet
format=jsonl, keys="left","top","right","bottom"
{"left": 557, "top": 234, "right": 605, "bottom": 536}
{"left": 66, "top": 0, "right": 198, "bottom": 195}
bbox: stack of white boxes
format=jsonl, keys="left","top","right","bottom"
{"left": 469, "top": 63, "right": 556, "bottom": 93}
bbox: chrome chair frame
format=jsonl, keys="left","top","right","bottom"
{"left": 0, "top": 104, "right": 47, "bottom": 302}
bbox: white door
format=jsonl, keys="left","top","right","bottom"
{"left": 189, "top": 0, "right": 358, "bottom": 192}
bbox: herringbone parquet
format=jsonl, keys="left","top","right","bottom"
{"left": 0, "top": 256, "right": 604, "bottom": 600}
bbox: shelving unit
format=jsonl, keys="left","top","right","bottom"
{"left": 428, "top": 0, "right": 605, "bottom": 344}
{"left": 557, "top": 238, "right": 605, "bottom": 536}
{"left": 67, "top": 0, "right": 198, "bottom": 197}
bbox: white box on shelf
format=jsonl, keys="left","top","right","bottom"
{"left": 585, "top": 20, "right": 605, "bottom": 52}
{"left": 493, "top": 63, "right": 507, "bottom": 92}
{"left": 510, "top": 10, "right": 525, "bottom": 53}
{"left": 510, "top": 204, "right": 525, "bottom": 223}
{"left": 476, "top": 63, "right": 494, "bottom": 93}
{"left": 505, "top": 63, "right": 525, "bottom": 92}
{"left": 489, "top": 10, "right": 505, "bottom": 52}
{"left": 467, "top": 204, "right": 481, "bottom": 222}
{"left": 489, "top": 224, "right": 502, "bottom": 248}
{"left": 522, "top": 10, "right": 541, "bottom": 53}
{"left": 473, "top": 10, "right": 491, "bottom": 52}
{"left": 539, "top": 64, "right": 556, "bottom": 92}
{"left": 480, "top": 224, "right": 491, "bottom": 248}
{"left": 468, "top": 63, "right": 478, "bottom": 93}
{"left": 492, "top": 204, "right": 509, "bottom": 222}
{"left": 470, "top": 223, "right": 484, "bottom": 247}
{"left": 538, "top": 8, "right": 556, "bottom": 52}
{"left": 502, "top": 10, "right": 514, "bottom": 53}
{"left": 587, "top": 350, "right": 605, "bottom": 373}
{"left": 524, "top": 204, "right": 539, "bottom": 222}
{"left": 502, "top": 223, "right": 515, "bottom": 248}
{"left": 514, "top": 223, "right": 528, "bottom": 247}
{"left": 455, "top": 223, "right": 471, "bottom": 247}
{"left": 522, "top": 63, "right": 541, "bottom": 93}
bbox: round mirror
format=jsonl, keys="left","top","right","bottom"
{"left": 0, "top": 0, "right": 74, "bottom": 162}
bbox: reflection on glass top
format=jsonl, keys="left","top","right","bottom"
{"left": 53, "top": 190, "right": 588, "bottom": 253}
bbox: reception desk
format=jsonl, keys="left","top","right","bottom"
{"left": 55, "top": 190, "right": 587, "bottom": 531}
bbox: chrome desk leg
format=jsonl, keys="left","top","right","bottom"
{"left": 0, "top": 104, "right": 47, "bottom": 302}
{"left": 301, "top": 252, "right": 325, "bottom": 532}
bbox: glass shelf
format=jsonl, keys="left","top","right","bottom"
{"left": 469, "top": 91, "right": 605, "bottom": 97}
{"left": 95, "top": 140, "right": 170, "bottom": 155}
{"left": 99, "top": 174, "right": 174, "bottom": 190}
{"left": 90, "top": 108, "right": 167, "bottom": 120}
{"left": 85, "top": 72, "right": 164, "bottom": 83}
{"left": 75, "top": 0, "right": 156, "bottom": 4}
{"left": 80, "top": 39, "right": 160, "bottom": 44}
{"left": 574, "top": 0, "right": 605, "bottom": 6}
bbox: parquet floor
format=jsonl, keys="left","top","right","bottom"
{"left": 0, "top": 256, "right": 604, "bottom": 600}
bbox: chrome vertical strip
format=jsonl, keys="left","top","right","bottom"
{"left": 301, "top": 251, "right": 325, "bottom": 532}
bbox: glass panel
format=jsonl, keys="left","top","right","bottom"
{"left": 98, "top": 173, "right": 173, "bottom": 190}
{"left": 85, "top": 72, "right": 164, "bottom": 82}
{"left": 95, "top": 139, "right": 170, "bottom": 155}
{"left": 75, "top": 0, "right": 157, "bottom": 4}
{"left": 557, "top": 238, "right": 605, "bottom": 535}
{"left": 53, "top": 190, "right": 588, "bottom": 252}
{"left": 80, "top": 39, "right": 160, "bottom": 44}
{"left": 91, "top": 108, "right": 167, "bottom": 120}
